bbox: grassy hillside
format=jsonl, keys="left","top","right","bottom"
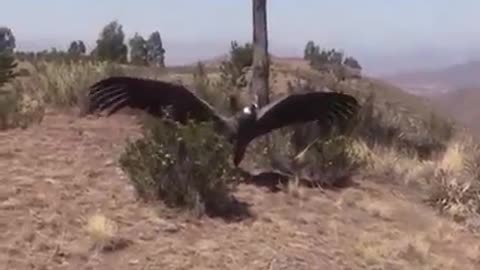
{"left": 1, "top": 57, "right": 480, "bottom": 269}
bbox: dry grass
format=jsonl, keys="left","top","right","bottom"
{"left": 85, "top": 213, "right": 118, "bottom": 244}
{"left": 333, "top": 182, "right": 479, "bottom": 269}
{"left": 0, "top": 110, "right": 479, "bottom": 269}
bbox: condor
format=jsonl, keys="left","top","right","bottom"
{"left": 86, "top": 76, "right": 359, "bottom": 166}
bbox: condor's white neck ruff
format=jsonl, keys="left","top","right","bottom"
{"left": 243, "top": 106, "right": 252, "bottom": 115}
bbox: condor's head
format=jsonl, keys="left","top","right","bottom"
{"left": 242, "top": 103, "right": 258, "bottom": 117}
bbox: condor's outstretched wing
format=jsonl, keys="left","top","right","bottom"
{"left": 253, "top": 92, "right": 359, "bottom": 138}
{"left": 86, "top": 76, "right": 228, "bottom": 125}
{"left": 232, "top": 92, "right": 359, "bottom": 166}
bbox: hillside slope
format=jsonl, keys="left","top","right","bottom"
{"left": 1, "top": 113, "right": 479, "bottom": 269}
{"left": 382, "top": 60, "right": 480, "bottom": 95}
{"left": 2, "top": 57, "right": 480, "bottom": 269}
{"left": 431, "top": 87, "right": 480, "bottom": 133}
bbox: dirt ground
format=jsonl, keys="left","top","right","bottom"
{"left": 1, "top": 111, "right": 480, "bottom": 270}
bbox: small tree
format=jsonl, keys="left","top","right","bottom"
{"left": 67, "top": 40, "right": 86, "bottom": 58}
{"left": 94, "top": 20, "right": 128, "bottom": 63}
{"left": 344, "top": 56, "right": 362, "bottom": 70}
{"left": 78, "top": 40, "right": 86, "bottom": 55}
{"left": 219, "top": 41, "right": 253, "bottom": 91}
{"left": 303, "top": 40, "right": 319, "bottom": 62}
{"left": 304, "top": 40, "right": 362, "bottom": 79}
{"left": 146, "top": 31, "right": 166, "bottom": 67}
{"left": 129, "top": 33, "right": 148, "bottom": 65}
{"left": 0, "top": 27, "right": 17, "bottom": 87}
{"left": 0, "top": 53, "right": 17, "bottom": 87}
{"left": 0, "top": 27, "right": 15, "bottom": 53}
{"left": 229, "top": 41, "right": 253, "bottom": 72}
{"left": 68, "top": 41, "right": 79, "bottom": 56}
{"left": 329, "top": 49, "right": 344, "bottom": 66}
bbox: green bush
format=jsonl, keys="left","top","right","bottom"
{"left": 118, "top": 114, "right": 241, "bottom": 217}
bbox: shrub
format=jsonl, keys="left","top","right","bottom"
{"left": 118, "top": 114, "right": 241, "bottom": 217}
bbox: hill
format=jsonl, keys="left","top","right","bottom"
{"left": 383, "top": 60, "right": 480, "bottom": 96}
{"left": 1, "top": 58, "right": 480, "bottom": 269}
{"left": 432, "top": 87, "right": 480, "bottom": 133}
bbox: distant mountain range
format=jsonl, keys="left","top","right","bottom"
{"left": 382, "top": 60, "right": 480, "bottom": 96}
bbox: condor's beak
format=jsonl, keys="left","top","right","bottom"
{"left": 233, "top": 141, "right": 248, "bottom": 167}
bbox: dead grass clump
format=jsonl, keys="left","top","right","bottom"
{"left": 119, "top": 114, "right": 241, "bottom": 218}
{"left": 419, "top": 135, "right": 480, "bottom": 225}
{"left": 85, "top": 213, "right": 117, "bottom": 243}
{"left": 0, "top": 77, "right": 45, "bottom": 130}
{"left": 84, "top": 213, "right": 132, "bottom": 252}
{"left": 357, "top": 128, "right": 480, "bottom": 226}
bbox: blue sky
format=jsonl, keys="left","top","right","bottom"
{"left": 3, "top": 0, "right": 480, "bottom": 74}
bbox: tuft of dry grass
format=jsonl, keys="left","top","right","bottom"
{"left": 85, "top": 213, "right": 118, "bottom": 243}
{"left": 438, "top": 141, "right": 465, "bottom": 173}
{"left": 84, "top": 213, "right": 132, "bottom": 253}
{"left": 423, "top": 134, "right": 480, "bottom": 223}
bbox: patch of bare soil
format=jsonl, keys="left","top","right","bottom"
{"left": 1, "top": 112, "right": 479, "bottom": 270}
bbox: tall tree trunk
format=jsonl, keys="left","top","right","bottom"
{"left": 250, "top": 0, "right": 270, "bottom": 107}
{"left": 250, "top": 0, "right": 275, "bottom": 165}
